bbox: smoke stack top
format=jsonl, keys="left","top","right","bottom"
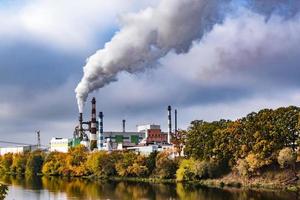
{"left": 75, "top": 0, "right": 219, "bottom": 112}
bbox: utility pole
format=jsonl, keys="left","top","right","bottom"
{"left": 36, "top": 130, "right": 41, "bottom": 149}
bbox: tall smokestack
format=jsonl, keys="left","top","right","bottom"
{"left": 79, "top": 113, "right": 83, "bottom": 139}
{"left": 98, "top": 111, "right": 104, "bottom": 150}
{"left": 90, "top": 97, "right": 97, "bottom": 150}
{"left": 175, "top": 109, "right": 178, "bottom": 134}
{"left": 167, "top": 105, "right": 172, "bottom": 144}
{"left": 122, "top": 119, "right": 126, "bottom": 133}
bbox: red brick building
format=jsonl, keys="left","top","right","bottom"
{"left": 146, "top": 129, "right": 168, "bottom": 144}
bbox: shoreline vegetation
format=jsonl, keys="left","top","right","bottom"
{"left": 1, "top": 106, "right": 300, "bottom": 193}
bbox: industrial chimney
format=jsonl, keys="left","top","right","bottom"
{"left": 79, "top": 113, "right": 83, "bottom": 139}
{"left": 122, "top": 119, "right": 126, "bottom": 133}
{"left": 175, "top": 109, "right": 178, "bottom": 134}
{"left": 90, "top": 97, "right": 97, "bottom": 150}
{"left": 98, "top": 111, "right": 104, "bottom": 150}
{"left": 167, "top": 105, "right": 172, "bottom": 144}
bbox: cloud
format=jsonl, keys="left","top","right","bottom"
{"left": 1, "top": 0, "right": 300, "bottom": 146}
{"left": 0, "top": 0, "right": 159, "bottom": 52}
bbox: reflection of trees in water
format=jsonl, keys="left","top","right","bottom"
{"left": 0, "top": 176, "right": 299, "bottom": 200}
{"left": 0, "top": 183, "right": 8, "bottom": 200}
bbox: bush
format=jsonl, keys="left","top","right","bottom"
{"left": 176, "top": 158, "right": 229, "bottom": 181}
{"left": 235, "top": 159, "right": 249, "bottom": 177}
{"left": 245, "top": 153, "right": 267, "bottom": 172}
{"left": 277, "top": 147, "right": 296, "bottom": 168}
{"left": 176, "top": 158, "right": 196, "bottom": 181}
{"left": 154, "top": 151, "right": 178, "bottom": 179}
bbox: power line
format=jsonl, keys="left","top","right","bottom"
{"left": 0, "top": 140, "right": 47, "bottom": 147}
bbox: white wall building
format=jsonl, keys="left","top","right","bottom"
{"left": 0, "top": 145, "right": 38, "bottom": 156}
{"left": 50, "top": 137, "right": 71, "bottom": 153}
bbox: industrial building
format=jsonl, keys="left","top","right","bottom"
{"left": 0, "top": 145, "right": 38, "bottom": 156}
{"left": 49, "top": 97, "right": 180, "bottom": 155}
{"left": 50, "top": 138, "right": 72, "bottom": 153}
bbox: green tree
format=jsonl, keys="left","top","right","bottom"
{"left": 145, "top": 151, "right": 158, "bottom": 176}
{"left": 0, "top": 153, "right": 13, "bottom": 174}
{"left": 86, "top": 151, "right": 117, "bottom": 178}
{"left": 154, "top": 151, "right": 178, "bottom": 179}
{"left": 0, "top": 183, "right": 8, "bottom": 200}
{"left": 25, "top": 151, "right": 44, "bottom": 175}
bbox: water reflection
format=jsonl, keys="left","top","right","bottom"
{"left": 0, "top": 175, "right": 298, "bottom": 200}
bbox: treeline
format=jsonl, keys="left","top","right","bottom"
{"left": 180, "top": 106, "right": 300, "bottom": 181}
{"left": 0, "top": 106, "right": 299, "bottom": 182}
{"left": 0, "top": 147, "right": 178, "bottom": 179}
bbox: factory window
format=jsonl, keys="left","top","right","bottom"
{"left": 115, "top": 135, "right": 123, "bottom": 143}
{"left": 131, "top": 135, "right": 139, "bottom": 144}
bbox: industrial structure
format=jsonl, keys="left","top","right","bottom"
{"left": 0, "top": 97, "right": 182, "bottom": 156}
{"left": 48, "top": 97, "right": 182, "bottom": 156}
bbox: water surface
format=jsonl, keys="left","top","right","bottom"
{"left": 0, "top": 176, "right": 298, "bottom": 200}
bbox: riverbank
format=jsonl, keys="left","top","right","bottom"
{"left": 195, "top": 167, "right": 300, "bottom": 192}
{"left": 103, "top": 166, "right": 300, "bottom": 192}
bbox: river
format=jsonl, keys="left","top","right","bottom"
{"left": 0, "top": 176, "right": 298, "bottom": 200}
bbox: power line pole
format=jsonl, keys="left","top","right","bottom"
{"left": 36, "top": 130, "right": 41, "bottom": 149}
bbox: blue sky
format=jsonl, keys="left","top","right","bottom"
{"left": 1, "top": 0, "right": 300, "bottom": 146}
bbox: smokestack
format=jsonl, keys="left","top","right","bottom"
{"left": 167, "top": 105, "right": 172, "bottom": 144}
{"left": 175, "top": 109, "right": 178, "bottom": 134}
{"left": 98, "top": 111, "right": 104, "bottom": 150}
{"left": 122, "top": 119, "right": 126, "bottom": 133}
{"left": 79, "top": 113, "right": 83, "bottom": 139}
{"left": 90, "top": 97, "right": 97, "bottom": 150}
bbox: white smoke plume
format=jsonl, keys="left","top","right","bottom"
{"left": 75, "top": 0, "right": 300, "bottom": 112}
{"left": 75, "top": 0, "right": 220, "bottom": 112}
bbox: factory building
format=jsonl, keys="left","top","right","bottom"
{"left": 99, "top": 131, "right": 145, "bottom": 151}
{"left": 68, "top": 97, "right": 181, "bottom": 155}
{"left": 50, "top": 137, "right": 72, "bottom": 153}
{"left": 0, "top": 145, "right": 38, "bottom": 156}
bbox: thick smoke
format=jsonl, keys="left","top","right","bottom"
{"left": 75, "top": 0, "right": 300, "bottom": 112}
{"left": 75, "top": 0, "right": 220, "bottom": 112}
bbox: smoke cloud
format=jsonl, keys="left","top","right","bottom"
{"left": 75, "top": 0, "right": 221, "bottom": 112}
{"left": 75, "top": 0, "right": 300, "bottom": 112}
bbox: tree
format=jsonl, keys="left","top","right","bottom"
{"left": 86, "top": 151, "right": 117, "bottom": 178}
{"left": 171, "top": 130, "right": 186, "bottom": 156}
{"left": 10, "top": 153, "right": 27, "bottom": 175}
{"left": 66, "top": 145, "right": 88, "bottom": 176}
{"left": 277, "top": 147, "right": 296, "bottom": 169}
{"left": 0, "top": 184, "right": 8, "bottom": 200}
{"left": 0, "top": 153, "right": 13, "bottom": 174}
{"left": 145, "top": 151, "right": 158, "bottom": 176}
{"left": 154, "top": 151, "right": 178, "bottom": 179}
{"left": 26, "top": 151, "right": 44, "bottom": 175}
